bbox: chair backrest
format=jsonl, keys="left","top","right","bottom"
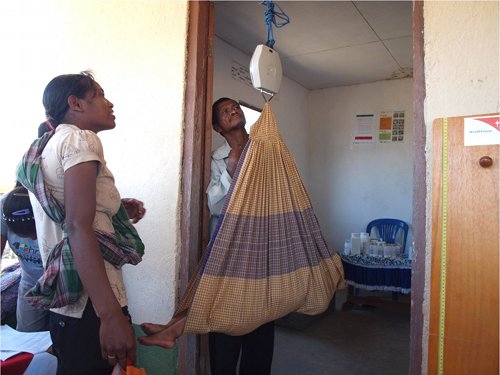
{"left": 366, "top": 218, "right": 409, "bottom": 252}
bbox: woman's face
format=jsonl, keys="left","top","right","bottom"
{"left": 81, "top": 83, "right": 115, "bottom": 133}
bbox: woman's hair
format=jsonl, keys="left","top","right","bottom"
{"left": 2, "top": 185, "right": 36, "bottom": 238}
{"left": 42, "top": 70, "right": 97, "bottom": 127}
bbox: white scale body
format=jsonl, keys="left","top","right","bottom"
{"left": 249, "top": 44, "right": 283, "bottom": 95}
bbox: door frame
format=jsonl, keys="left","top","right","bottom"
{"left": 177, "top": 2, "right": 214, "bottom": 375}
{"left": 409, "top": 2, "right": 425, "bottom": 375}
{"left": 178, "top": 2, "right": 426, "bottom": 374}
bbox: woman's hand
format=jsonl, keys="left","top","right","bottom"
{"left": 122, "top": 198, "right": 146, "bottom": 224}
{"left": 100, "top": 310, "right": 137, "bottom": 368}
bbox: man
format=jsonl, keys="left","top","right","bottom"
{"left": 206, "top": 97, "right": 274, "bottom": 375}
{"left": 206, "top": 97, "right": 249, "bottom": 231}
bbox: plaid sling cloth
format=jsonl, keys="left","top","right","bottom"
{"left": 177, "top": 103, "right": 345, "bottom": 335}
{"left": 16, "top": 130, "right": 145, "bottom": 309}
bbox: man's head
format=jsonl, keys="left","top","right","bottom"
{"left": 212, "top": 98, "right": 246, "bottom": 136}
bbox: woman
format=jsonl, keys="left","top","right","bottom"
{"left": 1, "top": 184, "right": 49, "bottom": 332}
{"left": 17, "top": 71, "right": 146, "bottom": 375}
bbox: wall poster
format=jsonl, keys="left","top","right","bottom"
{"left": 352, "top": 114, "right": 376, "bottom": 145}
{"left": 379, "top": 111, "right": 405, "bottom": 143}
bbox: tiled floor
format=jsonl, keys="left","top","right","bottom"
{"left": 272, "top": 291, "right": 410, "bottom": 375}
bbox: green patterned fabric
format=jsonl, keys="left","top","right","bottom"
{"left": 17, "top": 130, "right": 145, "bottom": 309}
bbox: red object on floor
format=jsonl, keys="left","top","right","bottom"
{"left": 0, "top": 352, "right": 34, "bottom": 375}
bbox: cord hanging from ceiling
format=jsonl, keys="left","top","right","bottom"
{"left": 249, "top": 1, "right": 289, "bottom": 102}
{"left": 261, "top": 0, "right": 290, "bottom": 49}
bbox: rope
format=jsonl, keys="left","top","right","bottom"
{"left": 261, "top": 1, "right": 289, "bottom": 49}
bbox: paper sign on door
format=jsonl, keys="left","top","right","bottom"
{"left": 464, "top": 115, "right": 500, "bottom": 146}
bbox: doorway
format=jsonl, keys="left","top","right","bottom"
{"left": 179, "top": 2, "right": 425, "bottom": 374}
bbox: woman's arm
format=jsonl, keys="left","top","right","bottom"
{"left": 64, "top": 161, "right": 136, "bottom": 368}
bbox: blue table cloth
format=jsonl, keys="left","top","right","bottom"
{"left": 341, "top": 254, "right": 412, "bottom": 294}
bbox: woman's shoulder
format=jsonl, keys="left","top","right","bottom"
{"left": 56, "top": 124, "right": 100, "bottom": 139}
{"left": 52, "top": 125, "right": 104, "bottom": 162}
{"left": 55, "top": 124, "right": 103, "bottom": 148}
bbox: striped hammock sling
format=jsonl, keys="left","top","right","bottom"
{"left": 178, "top": 103, "right": 345, "bottom": 336}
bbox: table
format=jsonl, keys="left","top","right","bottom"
{"left": 341, "top": 254, "right": 412, "bottom": 297}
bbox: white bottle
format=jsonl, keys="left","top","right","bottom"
{"left": 343, "top": 240, "right": 352, "bottom": 255}
{"left": 351, "top": 233, "right": 361, "bottom": 255}
{"left": 360, "top": 232, "right": 370, "bottom": 254}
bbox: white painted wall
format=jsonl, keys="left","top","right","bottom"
{"left": 0, "top": 0, "right": 189, "bottom": 324}
{"left": 213, "top": 37, "right": 310, "bottom": 182}
{"left": 308, "top": 79, "right": 414, "bottom": 254}
{"left": 422, "top": 1, "right": 499, "bottom": 371}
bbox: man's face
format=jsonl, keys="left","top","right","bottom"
{"left": 213, "top": 99, "right": 246, "bottom": 134}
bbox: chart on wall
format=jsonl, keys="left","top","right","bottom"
{"left": 379, "top": 111, "right": 405, "bottom": 143}
{"left": 352, "top": 114, "right": 376, "bottom": 145}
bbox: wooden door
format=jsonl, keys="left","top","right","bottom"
{"left": 429, "top": 115, "right": 499, "bottom": 374}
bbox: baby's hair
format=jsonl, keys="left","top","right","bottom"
{"left": 2, "top": 185, "right": 36, "bottom": 238}
{"left": 37, "top": 119, "right": 56, "bottom": 138}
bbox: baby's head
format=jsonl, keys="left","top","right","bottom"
{"left": 2, "top": 185, "right": 37, "bottom": 239}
